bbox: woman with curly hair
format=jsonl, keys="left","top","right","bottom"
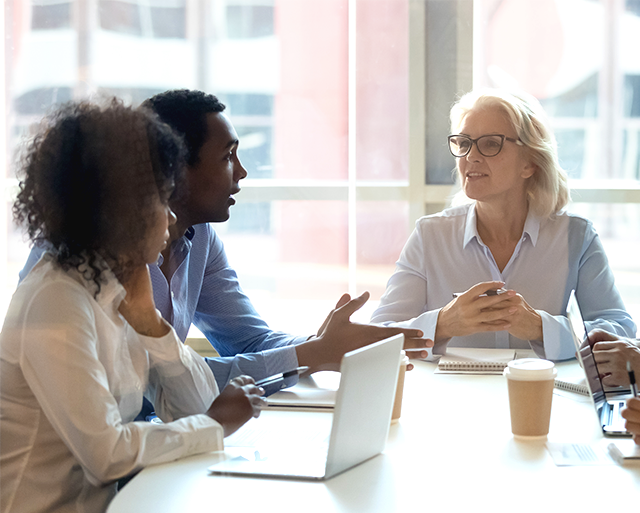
{"left": 0, "top": 100, "right": 264, "bottom": 513}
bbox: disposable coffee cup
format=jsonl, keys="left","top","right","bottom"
{"left": 391, "top": 351, "right": 409, "bottom": 424}
{"left": 503, "top": 358, "right": 557, "bottom": 440}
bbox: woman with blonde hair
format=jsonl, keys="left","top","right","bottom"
{"left": 371, "top": 89, "right": 635, "bottom": 360}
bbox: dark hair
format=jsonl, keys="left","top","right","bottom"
{"left": 141, "top": 89, "right": 226, "bottom": 166}
{"left": 13, "top": 98, "right": 186, "bottom": 292}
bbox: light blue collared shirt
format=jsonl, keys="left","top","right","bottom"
{"left": 19, "top": 224, "right": 308, "bottom": 394}
{"left": 371, "top": 203, "right": 636, "bottom": 361}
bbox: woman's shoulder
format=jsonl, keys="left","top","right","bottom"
{"left": 541, "top": 211, "right": 600, "bottom": 257}
{"left": 6, "top": 259, "right": 98, "bottom": 328}
{"left": 548, "top": 210, "right": 595, "bottom": 234}
{"left": 414, "top": 204, "right": 472, "bottom": 230}
{"left": 419, "top": 203, "right": 471, "bottom": 221}
{"left": 21, "top": 258, "right": 93, "bottom": 300}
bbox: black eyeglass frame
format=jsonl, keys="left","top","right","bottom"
{"left": 447, "top": 134, "right": 523, "bottom": 158}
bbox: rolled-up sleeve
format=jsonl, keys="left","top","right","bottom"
{"left": 140, "top": 325, "right": 218, "bottom": 421}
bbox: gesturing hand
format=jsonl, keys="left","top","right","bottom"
{"left": 316, "top": 293, "right": 352, "bottom": 338}
{"left": 297, "top": 291, "right": 431, "bottom": 373}
{"left": 206, "top": 376, "right": 266, "bottom": 437}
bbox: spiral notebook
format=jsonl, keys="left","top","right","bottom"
{"left": 554, "top": 376, "right": 589, "bottom": 396}
{"left": 436, "top": 347, "right": 589, "bottom": 396}
{"left": 435, "top": 347, "right": 535, "bottom": 374}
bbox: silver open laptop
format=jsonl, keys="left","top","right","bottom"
{"left": 207, "top": 333, "right": 404, "bottom": 480}
{"left": 566, "top": 290, "right": 631, "bottom": 437}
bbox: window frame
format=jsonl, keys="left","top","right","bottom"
{"left": 2, "top": 0, "right": 640, "bottom": 310}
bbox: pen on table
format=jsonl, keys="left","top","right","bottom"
{"left": 255, "top": 366, "right": 309, "bottom": 388}
{"left": 452, "top": 288, "right": 508, "bottom": 299}
{"left": 628, "top": 361, "right": 638, "bottom": 397}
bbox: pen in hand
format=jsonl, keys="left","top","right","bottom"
{"left": 255, "top": 366, "right": 309, "bottom": 389}
{"left": 628, "top": 361, "right": 638, "bottom": 397}
{"left": 452, "top": 287, "right": 508, "bottom": 299}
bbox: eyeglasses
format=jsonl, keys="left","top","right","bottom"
{"left": 448, "top": 134, "right": 523, "bottom": 158}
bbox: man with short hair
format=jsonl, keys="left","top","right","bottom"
{"left": 21, "top": 89, "right": 430, "bottom": 397}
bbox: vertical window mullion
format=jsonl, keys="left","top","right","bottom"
{"left": 348, "top": 0, "right": 357, "bottom": 297}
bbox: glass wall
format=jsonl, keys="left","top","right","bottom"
{"left": 471, "top": 0, "right": 640, "bottom": 324}
{"left": 2, "top": 0, "right": 640, "bottom": 334}
{"left": 1, "top": 0, "right": 410, "bottom": 332}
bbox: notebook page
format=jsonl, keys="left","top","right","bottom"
{"left": 266, "top": 372, "right": 339, "bottom": 409}
{"left": 435, "top": 347, "right": 518, "bottom": 374}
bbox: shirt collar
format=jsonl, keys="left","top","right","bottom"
{"left": 463, "top": 204, "right": 480, "bottom": 249}
{"left": 157, "top": 226, "right": 196, "bottom": 267}
{"left": 184, "top": 226, "right": 196, "bottom": 241}
{"left": 463, "top": 203, "right": 541, "bottom": 248}
{"left": 522, "top": 210, "right": 540, "bottom": 246}
{"left": 96, "top": 273, "right": 126, "bottom": 308}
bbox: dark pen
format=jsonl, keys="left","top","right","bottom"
{"left": 452, "top": 287, "right": 508, "bottom": 299}
{"left": 628, "top": 361, "right": 638, "bottom": 397}
{"left": 255, "top": 366, "right": 309, "bottom": 388}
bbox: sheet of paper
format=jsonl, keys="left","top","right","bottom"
{"left": 266, "top": 372, "right": 339, "bottom": 409}
{"left": 607, "top": 439, "right": 640, "bottom": 465}
{"left": 546, "top": 441, "right": 615, "bottom": 466}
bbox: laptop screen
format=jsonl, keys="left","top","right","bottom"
{"left": 566, "top": 290, "right": 606, "bottom": 406}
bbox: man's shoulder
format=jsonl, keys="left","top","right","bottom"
{"left": 191, "top": 222, "right": 215, "bottom": 239}
{"left": 184, "top": 223, "right": 229, "bottom": 270}
{"left": 189, "top": 223, "right": 223, "bottom": 248}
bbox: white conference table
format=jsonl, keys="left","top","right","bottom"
{"left": 108, "top": 360, "right": 640, "bottom": 513}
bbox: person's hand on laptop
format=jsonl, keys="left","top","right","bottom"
{"left": 622, "top": 397, "right": 640, "bottom": 445}
{"left": 296, "top": 291, "right": 432, "bottom": 373}
{"left": 586, "top": 329, "right": 640, "bottom": 387}
{"left": 206, "top": 376, "right": 266, "bottom": 437}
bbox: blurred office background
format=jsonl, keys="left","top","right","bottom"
{"left": 2, "top": 0, "right": 640, "bottom": 335}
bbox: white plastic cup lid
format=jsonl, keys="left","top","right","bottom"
{"left": 504, "top": 358, "right": 556, "bottom": 381}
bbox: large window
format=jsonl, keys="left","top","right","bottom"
{"left": 2, "top": 0, "right": 640, "bottom": 335}
{"left": 474, "top": 0, "right": 640, "bottom": 323}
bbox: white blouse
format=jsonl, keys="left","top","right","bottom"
{"left": 0, "top": 255, "right": 223, "bottom": 513}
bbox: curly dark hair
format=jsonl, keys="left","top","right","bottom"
{"left": 13, "top": 98, "right": 186, "bottom": 292}
{"left": 141, "top": 89, "right": 226, "bottom": 166}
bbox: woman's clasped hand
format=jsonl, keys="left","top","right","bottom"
{"left": 436, "top": 281, "right": 542, "bottom": 342}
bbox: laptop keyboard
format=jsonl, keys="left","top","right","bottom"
{"left": 601, "top": 400, "right": 628, "bottom": 432}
